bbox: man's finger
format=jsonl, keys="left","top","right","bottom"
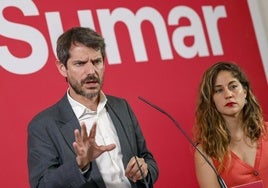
{"left": 89, "top": 123, "right": 97, "bottom": 138}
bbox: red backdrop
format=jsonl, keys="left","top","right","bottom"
{"left": 1, "top": 1, "right": 267, "bottom": 187}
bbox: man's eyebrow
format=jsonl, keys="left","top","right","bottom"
{"left": 90, "top": 57, "right": 102, "bottom": 62}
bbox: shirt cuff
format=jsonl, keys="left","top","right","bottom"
{"left": 79, "top": 164, "right": 90, "bottom": 175}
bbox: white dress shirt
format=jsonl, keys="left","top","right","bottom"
{"left": 67, "top": 91, "right": 131, "bottom": 188}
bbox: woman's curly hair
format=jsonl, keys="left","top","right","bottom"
{"left": 193, "top": 61, "right": 265, "bottom": 171}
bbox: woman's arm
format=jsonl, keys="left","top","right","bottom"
{"left": 194, "top": 146, "right": 221, "bottom": 188}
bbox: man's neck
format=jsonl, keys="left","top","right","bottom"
{"left": 68, "top": 90, "right": 100, "bottom": 111}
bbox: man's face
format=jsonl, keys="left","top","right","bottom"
{"left": 59, "top": 43, "right": 104, "bottom": 101}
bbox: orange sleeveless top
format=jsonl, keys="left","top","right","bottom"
{"left": 214, "top": 123, "right": 268, "bottom": 187}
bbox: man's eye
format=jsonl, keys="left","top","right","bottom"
{"left": 92, "top": 59, "right": 104, "bottom": 68}
{"left": 75, "top": 62, "right": 84, "bottom": 66}
{"left": 93, "top": 60, "right": 101, "bottom": 65}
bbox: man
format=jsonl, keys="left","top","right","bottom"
{"left": 27, "top": 27, "right": 159, "bottom": 188}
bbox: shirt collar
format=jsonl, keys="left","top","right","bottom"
{"left": 67, "top": 90, "right": 107, "bottom": 119}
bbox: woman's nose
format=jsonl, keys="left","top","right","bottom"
{"left": 224, "top": 89, "right": 233, "bottom": 99}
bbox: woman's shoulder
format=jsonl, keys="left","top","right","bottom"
{"left": 261, "top": 122, "right": 268, "bottom": 140}
{"left": 263, "top": 121, "right": 268, "bottom": 134}
{"left": 194, "top": 144, "right": 213, "bottom": 164}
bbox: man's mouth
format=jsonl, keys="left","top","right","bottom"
{"left": 82, "top": 76, "right": 99, "bottom": 85}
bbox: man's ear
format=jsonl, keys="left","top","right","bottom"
{"left": 55, "top": 60, "right": 67, "bottom": 77}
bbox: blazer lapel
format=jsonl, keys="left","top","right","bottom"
{"left": 56, "top": 94, "right": 107, "bottom": 187}
{"left": 56, "top": 94, "right": 81, "bottom": 154}
{"left": 105, "top": 101, "right": 133, "bottom": 167}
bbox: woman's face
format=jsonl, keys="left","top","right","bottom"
{"left": 213, "top": 70, "right": 247, "bottom": 118}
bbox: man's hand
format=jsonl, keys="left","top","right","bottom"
{"left": 73, "top": 122, "right": 116, "bottom": 170}
{"left": 125, "top": 156, "right": 148, "bottom": 183}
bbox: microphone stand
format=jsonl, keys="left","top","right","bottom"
{"left": 106, "top": 103, "right": 150, "bottom": 188}
{"left": 138, "top": 96, "right": 227, "bottom": 188}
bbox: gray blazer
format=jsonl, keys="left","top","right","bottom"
{"left": 27, "top": 94, "right": 158, "bottom": 188}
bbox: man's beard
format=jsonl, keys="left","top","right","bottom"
{"left": 68, "top": 75, "right": 102, "bottom": 100}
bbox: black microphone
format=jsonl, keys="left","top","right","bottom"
{"left": 106, "top": 103, "right": 150, "bottom": 188}
{"left": 138, "top": 96, "right": 227, "bottom": 188}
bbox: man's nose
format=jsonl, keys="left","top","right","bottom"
{"left": 85, "top": 62, "right": 96, "bottom": 74}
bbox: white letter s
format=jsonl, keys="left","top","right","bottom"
{"left": 0, "top": 1, "right": 48, "bottom": 75}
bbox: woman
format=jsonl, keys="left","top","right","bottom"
{"left": 193, "top": 62, "right": 268, "bottom": 187}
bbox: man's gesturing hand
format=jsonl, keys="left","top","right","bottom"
{"left": 73, "top": 122, "right": 116, "bottom": 170}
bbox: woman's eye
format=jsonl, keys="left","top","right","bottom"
{"left": 214, "top": 88, "right": 223, "bottom": 93}
{"left": 230, "top": 84, "right": 238, "bottom": 90}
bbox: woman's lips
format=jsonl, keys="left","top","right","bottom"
{"left": 225, "top": 102, "right": 236, "bottom": 107}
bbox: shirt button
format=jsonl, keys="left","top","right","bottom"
{"left": 253, "top": 170, "right": 259, "bottom": 176}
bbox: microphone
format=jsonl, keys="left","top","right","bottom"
{"left": 106, "top": 103, "right": 150, "bottom": 188}
{"left": 138, "top": 96, "right": 227, "bottom": 188}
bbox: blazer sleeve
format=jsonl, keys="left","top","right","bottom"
{"left": 27, "top": 109, "right": 89, "bottom": 188}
